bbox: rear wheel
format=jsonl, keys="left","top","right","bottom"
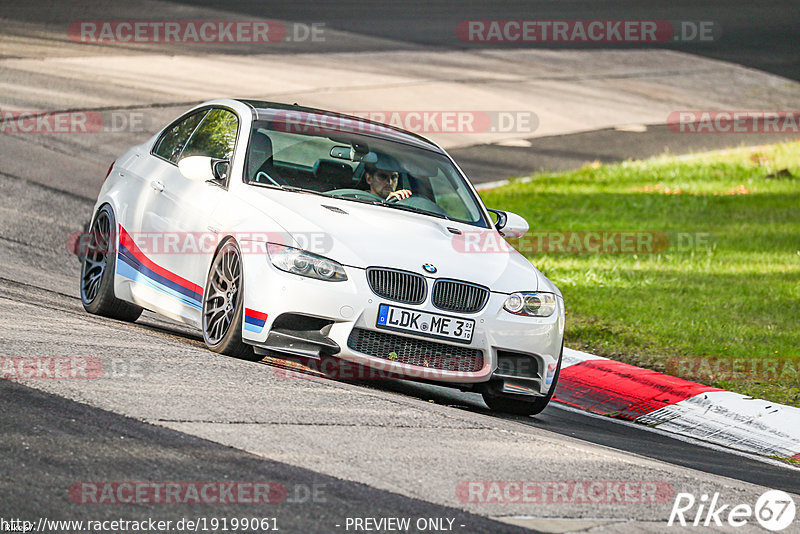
{"left": 80, "top": 205, "right": 143, "bottom": 322}
{"left": 202, "top": 239, "right": 256, "bottom": 359}
{"left": 482, "top": 347, "right": 562, "bottom": 416}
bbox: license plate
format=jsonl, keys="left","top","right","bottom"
{"left": 376, "top": 304, "right": 474, "bottom": 343}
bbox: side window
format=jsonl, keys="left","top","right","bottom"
{"left": 429, "top": 169, "right": 480, "bottom": 222}
{"left": 180, "top": 109, "right": 239, "bottom": 161}
{"left": 153, "top": 110, "right": 208, "bottom": 163}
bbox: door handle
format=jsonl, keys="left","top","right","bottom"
{"left": 150, "top": 180, "right": 165, "bottom": 192}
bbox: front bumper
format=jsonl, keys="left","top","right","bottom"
{"left": 240, "top": 247, "right": 565, "bottom": 395}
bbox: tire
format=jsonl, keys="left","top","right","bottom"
{"left": 80, "top": 205, "right": 143, "bottom": 322}
{"left": 201, "top": 238, "right": 256, "bottom": 360}
{"left": 482, "top": 346, "right": 563, "bottom": 416}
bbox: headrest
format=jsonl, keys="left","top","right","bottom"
{"left": 313, "top": 159, "right": 355, "bottom": 187}
{"left": 248, "top": 130, "right": 273, "bottom": 178}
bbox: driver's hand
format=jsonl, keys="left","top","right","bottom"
{"left": 386, "top": 189, "right": 412, "bottom": 201}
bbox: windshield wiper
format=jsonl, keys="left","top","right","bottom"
{"left": 249, "top": 182, "right": 333, "bottom": 198}
{"left": 327, "top": 195, "right": 383, "bottom": 206}
{"left": 383, "top": 203, "right": 452, "bottom": 220}
{"left": 278, "top": 185, "right": 330, "bottom": 197}
{"left": 327, "top": 193, "right": 453, "bottom": 220}
{"left": 252, "top": 185, "right": 452, "bottom": 220}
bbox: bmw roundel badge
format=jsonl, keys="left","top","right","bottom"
{"left": 422, "top": 263, "right": 437, "bottom": 273}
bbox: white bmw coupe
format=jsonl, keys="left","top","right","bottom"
{"left": 80, "top": 99, "right": 565, "bottom": 415}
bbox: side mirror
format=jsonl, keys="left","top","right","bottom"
{"left": 212, "top": 159, "right": 230, "bottom": 182}
{"left": 487, "top": 208, "right": 529, "bottom": 238}
{"left": 178, "top": 156, "right": 215, "bottom": 182}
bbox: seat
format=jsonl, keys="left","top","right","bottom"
{"left": 248, "top": 130, "right": 282, "bottom": 184}
{"left": 313, "top": 159, "right": 355, "bottom": 190}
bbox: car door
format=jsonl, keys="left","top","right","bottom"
{"left": 136, "top": 107, "right": 239, "bottom": 324}
{"left": 126, "top": 108, "right": 208, "bottom": 231}
{"left": 115, "top": 109, "right": 208, "bottom": 316}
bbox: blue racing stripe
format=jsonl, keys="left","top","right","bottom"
{"left": 118, "top": 243, "right": 202, "bottom": 303}
{"left": 117, "top": 261, "right": 202, "bottom": 310}
{"left": 244, "top": 315, "right": 266, "bottom": 327}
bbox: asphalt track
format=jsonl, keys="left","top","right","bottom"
{"left": 1, "top": 149, "right": 798, "bottom": 532}
{"left": 170, "top": 0, "right": 800, "bottom": 82}
{"left": 2, "top": 1, "right": 800, "bottom": 533}
{"left": 0, "top": 379, "right": 531, "bottom": 534}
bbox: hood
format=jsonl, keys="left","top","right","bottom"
{"left": 237, "top": 188, "right": 553, "bottom": 294}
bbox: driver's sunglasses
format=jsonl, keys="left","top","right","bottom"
{"left": 373, "top": 170, "right": 399, "bottom": 182}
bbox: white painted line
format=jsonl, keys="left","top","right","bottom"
{"left": 552, "top": 403, "right": 800, "bottom": 473}
{"left": 638, "top": 391, "right": 800, "bottom": 458}
{"left": 474, "top": 176, "right": 531, "bottom": 191}
{"left": 559, "top": 346, "right": 800, "bottom": 459}
{"left": 561, "top": 347, "right": 608, "bottom": 369}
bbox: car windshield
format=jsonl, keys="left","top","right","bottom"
{"left": 244, "top": 113, "right": 490, "bottom": 228}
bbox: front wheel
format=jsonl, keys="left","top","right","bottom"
{"left": 482, "top": 347, "right": 562, "bottom": 416}
{"left": 80, "top": 205, "right": 143, "bottom": 322}
{"left": 202, "top": 239, "right": 256, "bottom": 360}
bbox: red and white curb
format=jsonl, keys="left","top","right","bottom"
{"left": 555, "top": 348, "right": 800, "bottom": 460}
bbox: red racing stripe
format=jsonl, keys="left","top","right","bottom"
{"left": 245, "top": 308, "right": 268, "bottom": 320}
{"left": 118, "top": 225, "right": 204, "bottom": 295}
{"left": 554, "top": 359, "right": 722, "bottom": 420}
{"left": 793, "top": 453, "right": 800, "bottom": 461}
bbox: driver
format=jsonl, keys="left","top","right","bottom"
{"left": 364, "top": 156, "right": 412, "bottom": 201}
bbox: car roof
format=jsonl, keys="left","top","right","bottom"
{"left": 236, "top": 99, "right": 445, "bottom": 153}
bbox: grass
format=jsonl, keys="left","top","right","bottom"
{"left": 479, "top": 140, "right": 800, "bottom": 407}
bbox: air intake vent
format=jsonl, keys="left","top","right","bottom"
{"left": 366, "top": 268, "right": 426, "bottom": 304}
{"left": 431, "top": 279, "right": 489, "bottom": 313}
{"left": 321, "top": 204, "right": 348, "bottom": 214}
{"left": 347, "top": 328, "right": 484, "bottom": 372}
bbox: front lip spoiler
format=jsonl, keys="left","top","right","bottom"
{"left": 491, "top": 374, "right": 545, "bottom": 397}
{"left": 253, "top": 328, "right": 340, "bottom": 359}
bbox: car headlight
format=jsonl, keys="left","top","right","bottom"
{"left": 503, "top": 292, "right": 557, "bottom": 317}
{"left": 267, "top": 243, "right": 347, "bottom": 282}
